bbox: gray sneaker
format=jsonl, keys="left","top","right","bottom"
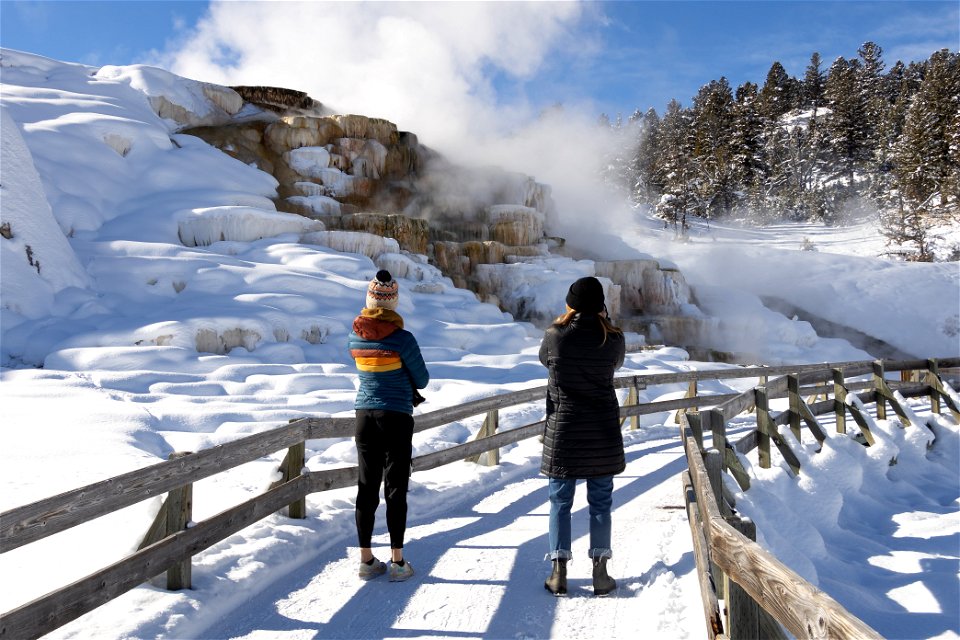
{"left": 388, "top": 560, "right": 415, "bottom": 582}
{"left": 359, "top": 558, "right": 387, "bottom": 581}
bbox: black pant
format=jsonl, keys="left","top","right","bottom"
{"left": 355, "top": 409, "right": 414, "bottom": 550}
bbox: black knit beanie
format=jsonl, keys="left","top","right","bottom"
{"left": 565, "top": 276, "right": 605, "bottom": 314}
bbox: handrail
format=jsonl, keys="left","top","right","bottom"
{"left": 4, "top": 356, "right": 957, "bottom": 552}
{"left": 1, "top": 355, "right": 956, "bottom": 639}
{"left": 682, "top": 422, "right": 883, "bottom": 639}
{"left": 682, "top": 357, "right": 959, "bottom": 639}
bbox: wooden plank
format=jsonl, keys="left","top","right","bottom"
{"left": 284, "top": 442, "right": 306, "bottom": 519}
{"left": 924, "top": 365, "right": 960, "bottom": 419}
{"left": 788, "top": 375, "right": 802, "bottom": 441}
{"left": 610, "top": 357, "right": 958, "bottom": 391}
{"left": 734, "top": 431, "right": 757, "bottom": 456}
{"left": 1, "top": 420, "right": 309, "bottom": 552}
{"left": 415, "top": 422, "right": 545, "bottom": 471}
{"left": 308, "top": 466, "right": 360, "bottom": 493}
{"left": 300, "top": 416, "right": 355, "bottom": 439}
{"left": 798, "top": 397, "right": 828, "bottom": 445}
{"left": 621, "top": 392, "right": 741, "bottom": 419}
{"left": 704, "top": 410, "right": 726, "bottom": 464}
{"left": 927, "top": 359, "right": 941, "bottom": 413}
{"left": 874, "top": 379, "right": 912, "bottom": 426}
{"left": 872, "top": 361, "right": 888, "bottom": 421}
{"left": 467, "top": 410, "right": 500, "bottom": 466}
{"left": 0, "top": 474, "right": 313, "bottom": 640}
{"left": 704, "top": 450, "right": 727, "bottom": 598}
{"left": 717, "top": 388, "right": 759, "bottom": 422}
{"left": 723, "top": 447, "right": 751, "bottom": 491}
{"left": 684, "top": 436, "right": 883, "bottom": 640}
{"left": 137, "top": 499, "right": 168, "bottom": 552}
{"left": 845, "top": 397, "right": 876, "bottom": 446}
{"left": 619, "top": 385, "right": 637, "bottom": 428}
{"left": 758, "top": 607, "right": 789, "bottom": 640}
{"left": 682, "top": 471, "right": 725, "bottom": 639}
{"left": 687, "top": 412, "right": 705, "bottom": 451}
{"left": 833, "top": 369, "right": 847, "bottom": 435}
{"left": 164, "top": 481, "right": 191, "bottom": 590}
{"left": 755, "top": 388, "right": 772, "bottom": 470}
{"left": 726, "top": 517, "right": 760, "bottom": 640}
{"left": 705, "top": 448, "right": 729, "bottom": 518}
{"left": 411, "top": 387, "right": 546, "bottom": 432}
{"left": 674, "top": 379, "right": 698, "bottom": 423}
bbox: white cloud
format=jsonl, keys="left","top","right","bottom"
{"left": 153, "top": 1, "right": 633, "bottom": 244}
{"left": 157, "top": 2, "right": 582, "bottom": 150}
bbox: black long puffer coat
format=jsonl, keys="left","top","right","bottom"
{"left": 539, "top": 313, "right": 626, "bottom": 479}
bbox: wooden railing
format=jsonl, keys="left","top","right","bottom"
{"left": 1, "top": 356, "right": 957, "bottom": 639}
{"left": 680, "top": 357, "right": 960, "bottom": 640}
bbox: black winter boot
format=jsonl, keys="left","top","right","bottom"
{"left": 544, "top": 559, "right": 567, "bottom": 596}
{"left": 592, "top": 557, "right": 616, "bottom": 596}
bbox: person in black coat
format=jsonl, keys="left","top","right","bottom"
{"left": 539, "top": 276, "right": 625, "bottom": 597}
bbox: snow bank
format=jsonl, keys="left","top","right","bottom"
{"left": 177, "top": 206, "right": 323, "bottom": 247}
{"left": 0, "top": 106, "right": 89, "bottom": 322}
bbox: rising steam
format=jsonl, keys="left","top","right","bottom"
{"left": 152, "top": 1, "right": 636, "bottom": 253}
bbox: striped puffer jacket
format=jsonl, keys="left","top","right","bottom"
{"left": 348, "top": 308, "right": 429, "bottom": 415}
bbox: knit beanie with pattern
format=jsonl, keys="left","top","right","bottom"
{"left": 366, "top": 269, "right": 399, "bottom": 310}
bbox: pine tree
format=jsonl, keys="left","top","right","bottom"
{"left": 731, "top": 82, "right": 766, "bottom": 217}
{"left": 802, "top": 52, "right": 826, "bottom": 113}
{"left": 857, "top": 42, "right": 887, "bottom": 149}
{"left": 691, "top": 78, "right": 738, "bottom": 219}
{"left": 888, "top": 48, "right": 960, "bottom": 259}
{"left": 631, "top": 108, "right": 661, "bottom": 206}
{"left": 758, "top": 61, "right": 797, "bottom": 123}
{"left": 824, "top": 56, "right": 869, "bottom": 186}
{"left": 654, "top": 99, "right": 697, "bottom": 234}
{"left": 873, "top": 61, "right": 913, "bottom": 208}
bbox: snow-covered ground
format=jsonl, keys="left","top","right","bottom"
{"left": 1, "top": 49, "right": 958, "bottom": 639}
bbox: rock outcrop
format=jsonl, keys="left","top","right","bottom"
{"left": 168, "top": 84, "right": 710, "bottom": 349}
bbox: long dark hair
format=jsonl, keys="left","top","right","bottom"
{"left": 552, "top": 306, "right": 623, "bottom": 346}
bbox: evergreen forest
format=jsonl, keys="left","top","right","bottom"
{"left": 602, "top": 43, "right": 960, "bottom": 261}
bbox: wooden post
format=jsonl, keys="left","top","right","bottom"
{"left": 726, "top": 517, "right": 760, "bottom": 640}
{"left": 674, "top": 379, "right": 697, "bottom": 423}
{"left": 284, "top": 442, "right": 306, "bottom": 519}
{"left": 622, "top": 385, "right": 639, "bottom": 430}
{"left": 468, "top": 410, "right": 500, "bottom": 466}
{"left": 138, "top": 452, "right": 194, "bottom": 589}
{"left": 164, "top": 452, "right": 193, "bottom": 590}
{"left": 927, "top": 358, "right": 940, "bottom": 414}
{"left": 787, "top": 375, "right": 801, "bottom": 442}
{"left": 687, "top": 412, "right": 705, "bottom": 452}
{"left": 832, "top": 368, "right": 847, "bottom": 435}
{"left": 755, "top": 387, "right": 771, "bottom": 470}
{"left": 704, "top": 409, "right": 727, "bottom": 471}
{"left": 705, "top": 449, "right": 727, "bottom": 601}
{"left": 872, "top": 361, "right": 887, "bottom": 421}
{"left": 682, "top": 470, "right": 725, "bottom": 638}
{"left": 270, "top": 440, "right": 307, "bottom": 518}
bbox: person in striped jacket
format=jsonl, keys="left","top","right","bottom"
{"left": 348, "top": 270, "right": 430, "bottom": 582}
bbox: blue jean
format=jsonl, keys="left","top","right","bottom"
{"left": 547, "top": 476, "right": 614, "bottom": 560}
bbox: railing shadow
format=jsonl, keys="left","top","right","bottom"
{"left": 199, "top": 436, "right": 692, "bottom": 639}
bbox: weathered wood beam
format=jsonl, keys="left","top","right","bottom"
{"left": 684, "top": 436, "right": 883, "bottom": 640}
{"left": 1, "top": 421, "right": 309, "bottom": 552}
{"left": 682, "top": 470, "right": 725, "bottom": 639}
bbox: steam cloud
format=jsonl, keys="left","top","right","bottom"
{"left": 154, "top": 1, "right": 636, "bottom": 250}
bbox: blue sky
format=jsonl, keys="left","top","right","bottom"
{"left": 2, "top": 1, "right": 957, "bottom": 130}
